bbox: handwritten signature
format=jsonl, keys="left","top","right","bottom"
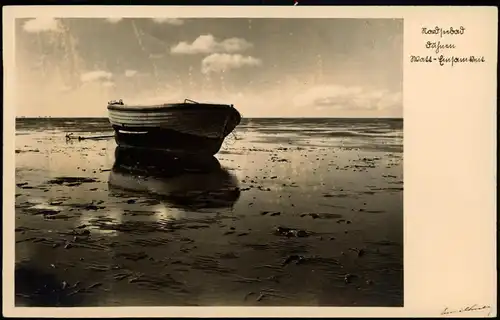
{"left": 441, "top": 304, "right": 491, "bottom": 316}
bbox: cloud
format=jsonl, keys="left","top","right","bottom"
{"left": 23, "top": 18, "right": 62, "bottom": 33}
{"left": 149, "top": 53, "right": 165, "bottom": 59}
{"left": 293, "top": 85, "right": 402, "bottom": 111}
{"left": 171, "top": 34, "right": 252, "bottom": 55}
{"left": 152, "top": 18, "right": 184, "bottom": 25}
{"left": 126, "top": 92, "right": 182, "bottom": 105}
{"left": 102, "top": 81, "right": 115, "bottom": 88}
{"left": 106, "top": 18, "right": 123, "bottom": 23}
{"left": 80, "top": 70, "right": 113, "bottom": 83}
{"left": 125, "top": 70, "right": 138, "bottom": 77}
{"left": 201, "top": 53, "right": 262, "bottom": 74}
{"left": 57, "top": 85, "right": 72, "bottom": 93}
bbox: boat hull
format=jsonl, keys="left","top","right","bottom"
{"left": 112, "top": 126, "right": 226, "bottom": 156}
{"left": 108, "top": 103, "right": 241, "bottom": 156}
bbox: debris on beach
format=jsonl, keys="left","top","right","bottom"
{"left": 218, "top": 252, "right": 239, "bottom": 259}
{"left": 282, "top": 254, "right": 305, "bottom": 266}
{"left": 336, "top": 219, "right": 352, "bottom": 224}
{"left": 270, "top": 156, "right": 289, "bottom": 163}
{"left": 87, "top": 282, "right": 103, "bottom": 290}
{"left": 305, "top": 213, "right": 320, "bottom": 219}
{"left": 45, "top": 214, "right": 74, "bottom": 220}
{"left": 243, "top": 288, "right": 288, "bottom": 303}
{"left": 46, "top": 177, "right": 99, "bottom": 186}
{"left": 244, "top": 291, "right": 257, "bottom": 301}
{"left": 65, "top": 132, "right": 114, "bottom": 141}
{"left": 273, "top": 226, "right": 309, "bottom": 238}
{"left": 344, "top": 273, "right": 358, "bottom": 284}
{"left": 115, "top": 251, "right": 148, "bottom": 261}
{"left": 349, "top": 247, "right": 366, "bottom": 257}
{"left": 282, "top": 254, "right": 342, "bottom": 267}
{"left": 123, "top": 209, "right": 157, "bottom": 217}
{"left": 300, "top": 212, "right": 343, "bottom": 219}
{"left": 27, "top": 208, "right": 60, "bottom": 216}
{"left": 15, "top": 148, "right": 40, "bottom": 153}
{"left": 17, "top": 183, "right": 35, "bottom": 189}
{"left": 323, "top": 192, "right": 351, "bottom": 198}
{"left": 84, "top": 204, "right": 104, "bottom": 211}
{"left": 62, "top": 201, "right": 105, "bottom": 211}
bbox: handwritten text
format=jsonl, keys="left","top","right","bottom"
{"left": 441, "top": 304, "right": 491, "bottom": 316}
{"left": 410, "top": 25, "right": 486, "bottom": 67}
{"left": 422, "top": 26, "right": 466, "bottom": 38}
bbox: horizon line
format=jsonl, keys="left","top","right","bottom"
{"left": 15, "top": 116, "right": 403, "bottom": 119}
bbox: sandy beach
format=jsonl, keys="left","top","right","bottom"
{"left": 14, "top": 117, "right": 403, "bottom": 307}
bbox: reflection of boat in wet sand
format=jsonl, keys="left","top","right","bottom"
{"left": 108, "top": 147, "right": 241, "bottom": 209}
{"left": 107, "top": 99, "right": 241, "bottom": 156}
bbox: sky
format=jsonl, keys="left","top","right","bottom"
{"left": 15, "top": 17, "right": 403, "bottom": 118}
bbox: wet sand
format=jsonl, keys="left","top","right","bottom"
{"left": 14, "top": 118, "right": 403, "bottom": 306}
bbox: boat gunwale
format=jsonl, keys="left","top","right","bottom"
{"left": 107, "top": 103, "right": 236, "bottom": 113}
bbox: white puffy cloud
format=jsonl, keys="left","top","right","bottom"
{"left": 293, "top": 85, "right": 402, "bottom": 111}
{"left": 201, "top": 53, "right": 262, "bottom": 74}
{"left": 125, "top": 69, "right": 137, "bottom": 77}
{"left": 152, "top": 18, "right": 184, "bottom": 25}
{"left": 23, "top": 18, "right": 62, "bottom": 33}
{"left": 171, "top": 34, "right": 252, "bottom": 55}
{"left": 106, "top": 18, "right": 123, "bottom": 23}
{"left": 80, "top": 70, "right": 113, "bottom": 83}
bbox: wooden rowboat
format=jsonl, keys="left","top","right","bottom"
{"left": 107, "top": 99, "right": 241, "bottom": 156}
